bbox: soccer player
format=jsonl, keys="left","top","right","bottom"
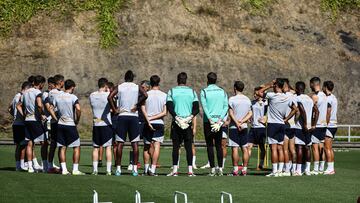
{"left": 200, "top": 72, "right": 228, "bottom": 176}
{"left": 18, "top": 75, "right": 48, "bottom": 173}
{"left": 323, "top": 81, "right": 337, "bottom": 175}
{"left": 228, "top": 81, "right": 252, "bottom": 176}
{"left": 142, "top": 75, "right": 167, "bottom": 176}
{"left": 9, "top": 81, "right": 32, "bottom": 171}
{"left": 52, "top": 79, "right": 84, "bottom": 175}
{"left": 293, "top": 81, "right": 313, "bottom": 176}
{"left": 107, "top": 82, "right": 118, "bottom": 164}
{"left": 221, "top": 116, "right": 230, "bottom": 169}
{"left": 248, "top": 87, "right": 267, "bottom": 170}
{"left": 283, "top": 79, "right": 297, "bottom": 176}
{"left": 166, "top": 72, "right": 199, "bottom": 176}
{"left": 256, "top": 78, "right": 297, "bottom": 177}
{"left": 45, "top": 74, "right": 65, "bottom": 172}
{"left": 108, "top": 70, "right": 148, "bottom": 176}
{"left": 309, "top": 77, "right": 328, "bottom": 175}
{"left": 89, "top": 78, "right": 113, "bottom": 175}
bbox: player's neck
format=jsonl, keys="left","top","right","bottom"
{"left": 152, "top": 86, "right": 160, "bottom": 90}
{"left": 98, "top": 87, "right": 106, "bottom": 92}
{"left": 65, "top": 89, "right": 72, "bottom": 94}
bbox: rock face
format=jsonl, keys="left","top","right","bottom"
{"left": 0, "top": 0, "right": 359, "bottom": 134}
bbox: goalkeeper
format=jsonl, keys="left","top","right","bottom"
{"left": 166, "top": 72, "right": 200, "bottom": 177}
{"left": 200, "top": 72, "right": 229, "bottom": 176}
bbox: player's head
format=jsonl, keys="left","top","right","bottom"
{"left": 254, "top": 86, "right": 262, "bottom": 100}
{"left": 234, "top": 81, "right": 244, "bottom": 93}
{"left": 64, "top": 79, "right": 76, "bottom": 93}
{"left": 310, "top": 77, "right": 321, "bottom": 91}
{"left": 207, "top": 72, "right": 217, "bottom": 85}
{"left": 98, "top": 77, "right": 108, "bottom": 89}
{"left": 54, "top": 74, "right": 65, "bottom": 88}
{"left": 34, "top": 75, "right": 46, "bottom": 90}
{"left": 124, "top": 70, "right": 135, "bottom": 82}
{"left": 323, "top": 80, "right": 334, "bottom": 95}
{"left": 47, "top": 77, "right": 56, "bottom": 90}
{"left": 107, "top": 82, "right": 115, "bottom": 92}
{"left": 140, "top": 80, "right": 150, "bottom": 92}
{"left": 177, "top": 72, "right": 187, "bottom": 85}
{"left": 274, "top": 78, "right": 285, "bottom": 92}
{"left": 27, "top": 75, "right": 35, "bottom": 86}
{"left": 150, "top": 75, "right": 161, "bottom": 87}
{"left": 21, "top": 81, "right": 32, "bottom": 92}
{"left": 295, "top": 81, "right": 306, "bottom": 95}
{"left": 282, "top": 78, "right": 290, "bottom": 92}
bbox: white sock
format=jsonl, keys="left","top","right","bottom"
{"left": 292, "top": 163, "right": 297, "bottom": 172}
{"left": 93, "top": 161, "right": 98, "bottom": 172}
{"left": 296, "top": 164, "right": 302, "bottom": 173}
{"left": 278, "top": 162, "right": 284, "bottom": 173}
{"left": 116, "top": 165, "right": 121, "bottom": 172}
{"left": 188, "top": 166, "right": 193, "bottom": 173}
{"left": 172, "top": 165, "right": 178, "bottom": 173}
{"left": 326, "top": 162, "right": 334, "bottom": 171}
{"left": 133, "top": 164, "right": 138, "bottom": 172}
{"left": 16, "top": 161, "right": 20, "bottom": 169}
{"left": 272, "top": 163, "right": 278, "bottom": 173}
{"left": 233, "top": 166, "right": 238, "bottom": 173}
{"left": 192, "top": 156, "right": 196, "bottom": 166}
{"left": 305, "top": 162, "right": 311, "bottom": 172}
{"left": 285, "top": 162, "right": 291, "bottom": 173}
{"left": 106, "top": 162, "right": 112, "bottom": 173}
{"left": 177, "top": 155, "right": 180, "bottom": 168}
{"left": 60, "top": 162, "right": 67, "bottom": 172}
{"left": 222, "top": 158, "right": 226, "bottom": 168}
{"left": 313, "top": 161, "right": 319, "bottom": 171}
{"left": 33, "top": 158, "right": 40, "bottom": 167}
{"left": 73, "top": 163, "right": 79, "bottom": 172}
{"left": 20, "top": 159, "right": 25, "bottom": 168}
{"left": 319, "top": 161, "right": 325, "bottom": 172}
{"left": 144, "top": 164, "right": 149, "bottom": 173}
{"left": 42, "top": 160, "right": 48, "bottom": 170}
{"left": 211, "top": 167, "right": 216, "bottom": 173}
{"left": 243, "top": 166, "right": 247, "bottom": 172}
{"left": 48, "top": 162, "right": 54, "bottom": 169}
{"left": 151, "top": 164, "right": 156, "bottom": 173}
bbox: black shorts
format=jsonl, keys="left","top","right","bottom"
{"left": 203, "top": 122, "right": 223, "bottom": 146}
{"left": 267, "top": 123, "right": 286, "bottom": 145}
{"left": 50, "top": 122, "right": 58, "bottom": 141}
{"left": 143, "top": 124, "right": 165, "bottom": 144}
{"left": 285, "top": 127, "right": 296, "bottom": 139}
{"left": 92, "top": 126, "right": 113, "bottom": 147}
{"left": 311, "top": 127, "right": 326, "bottom": 143}
{"left": 115, "top": 116, "right": 140, "bottom": 143}
{"left": 57, "top": 125, "right": 80, "bottom": 147}
{"left": 248, "top": 128, "right": 266, "bottom": 144}
{"left": 326, "top": 128, "right": 337, "bottom": 139}
{"left": 24, "top": 121, "right": 46, "bottom": 142}
{"left": 229, "top": 128, "right": 248, "bottom": 147}
{"left": 170, "top": 121, "right": 193, "bottom": 144}
{"left": 221, "top": 126, "right": 229, "bottom": 139}
{"left": 295, "top": 129, "right": 312, "bottom": 146}
{"left": 12, "top": 125, "right": 26, "bottom": 145}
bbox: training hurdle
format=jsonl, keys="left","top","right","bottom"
{"left": 135, "top": 190, "right": 155, "bottom": 203}
{"left": 174, "top": 191, "right": 188, "bottom": 203}
{"left": 220, "top": 191, "right": 233, "bottom": 203}
{"left": 93, "top": 190, "right": 112, "bottom": 203}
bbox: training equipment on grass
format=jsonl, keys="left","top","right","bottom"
{"left": 93, "top": 190, "right": 112, "bottom": 203}
{"left": 174, "top": 191, "right": 188, "bottom": 203}
{"left": 135, "top": 190, "right": 155, "bottom": 203}
{"left": 220, "top": 191, "right": 233, "bottom": 203}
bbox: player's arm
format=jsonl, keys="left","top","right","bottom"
{"left": 16, "top": 101, "right": 24, "bottom": 117}
{"left": 8, "top": 102, "right": 14, "bottom": 116}
{"left": 297, "top": 103, "right": 307, "bottom": 130}
{"left": 229, "top": 107, "right": 241, "bottom": 130}
{"left": 46, "top": 103, "right": 58, "bottom": 121}
{"left": 148, "top": 105, "right": 167, "bottom": 121}
{"left": 311, "top": 94, "right": 319, "bottom": 128}
{"left": 284, "top": 103, "right": 298, "bottom": 124}
{"left": 74, "top": 102, "right": 81, "bottom": 125}
{"left": 36, "top": 95, "right": 46, "bottom": 120}
{"left": 191, "top": 101, "right": 200, "bottom": 117}
{"left": 326, "top": 102, "right": 332, "bottom": 125}
{"left": 192, "top": 116, "right": 197, "bottom": 135}
{"left": 255, "top": 80, "right": 275, "bottom": 98}
{"left": 200, "top": 89, "right": 213, "bottom": 123}
{"left": 240, "top": 110, "right": 253, "bottom": 124}
{"left": 166, "top": 89, "right": 177, "bottom": 118}
{"left": 219, "top": 92, "right": 229, "bottom": 123}
{"left": 135, "top": 86, "right": 148, "bottom": 110}
{"left": 108, "top": 88, "right": 118, "bottom": 114}
{"left": 141, "top": 105, "right": 155, "bottom": 131}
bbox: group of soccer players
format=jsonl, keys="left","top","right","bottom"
{"left": 8, "top": 70, "right": 338, "bottom": 177}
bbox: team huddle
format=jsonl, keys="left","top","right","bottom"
{"left": 8, "top": 71, "right": 338, "bottom": 177}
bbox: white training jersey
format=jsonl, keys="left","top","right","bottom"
{"left": 42, "top": 91, "right": 51, "bottom": 119}
{"left": 228, "top": 94, "right": 252, "bottom": 129}
{"left": 314, "top": 91, "right": 328, "bottom": 128}
{"left": 265, "top": 92, "right": 293, "bottom": 124}
{"left": 117, "top": 82, "right": 139, "bottom": 117}
{"left": 53, "top": 92, "right": 79, "bottom": 126}
{"left": 11, "top": 93, "right": 24, "bottom": 125}
{"left": 47, "top": 88, "right": 63, "bottom": 123}
{"left": 294, "top": 94, "right": 314, "bottom": 130}
{"left": 145, "top": 89, "right": 167, "bottom": 125}
{"left": 327, "top": 94, "right": 338, "bottom": 128}
{"left": 23, "top": 87, "right": 42, "bottom": 121}
{"left": 251, "top": 99, "right": 267, "bottom": 128}
{"left": 89, "top": 91, "right": 112, "bottom": 127}
{"left": 285, "top": 92, "right": 297, "bottom": 128}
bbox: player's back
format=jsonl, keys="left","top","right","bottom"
{"left": 295, "top": 94, "right": 313, "bottom": 129}
{"left": 201, "top": 84, "right": 227, "bottom": 121}
{"left": 167, "top": 86, "right": 197, "bottom": 117}
{"left": 117, "top": 82, "right": 139, "bottom": 116}
{"left": 23, "top": 87, "right": 42, "bottom": 121}
{"left": 89, "top": 91, "right": 111, "bottom": 126}
{"left": 266, "top": 92, "right": 291, "bottom": 124}
{"left": 327, "top": 94, "right": 338, "bottom": 127}
{"left": 229, "top": 94, "right": 251, "bottom": 128}
{"left": 145, "top": 89, "right": 167, "bottom": 124}
{"left": 54, "top": 92, "right": 78, "bottom": 126}
{"left": 251, "top": 99, "right": 267, "bottom": 128}
{"left": 12, "top": 92, "right": 24, "bottom": 125}
{"left": 285, "top": 91, "right": 297, "bottom": 127}
{"left": 315, "top": 91, "right": 328, "bottom": 127}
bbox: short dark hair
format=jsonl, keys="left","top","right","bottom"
{"left": 47, "top": 77, "right": 55, "bottom": 85}
{"left": 107, "top": 82, "right": 114, "bottom": 89}
{"left": 124, "top": 70, "right": 135, "bottom": 82}
{"left": 254, "top": 86, "right": 262, "bottom": 91}
{"left": 98, "top": 78, "right": 108, "bottom": 88}
{"left": 64, "top": 79, "right": 76, "bottom": 90}
{"left": 295, "top": 81, "right": 306, "bottom": 94}
{"left": 234, "top": 81, "right": 244, "bottom": 92}
{"left": 150, "top": 75, "right": 161, "bottom": 87}
{"left": 310, "top": 77, "right": 321, "bottom": 84}
{"left": 275, "top": 78, "right": 285, "bottom": 89}
{"left": 177, "top": 72, "right": 187, "bottom": 85}
{"left": 34, "top": 75, "right": 46, "bottom": 86}
{"left": 324, "top": 80, "right": 334, "bottom": 91}
{"left": 21, "top": 81, "right": 32, "bottom": 90}
{"left": 207, "top": 72, "right": 217, "bottom": 84}
{"left": 27, "top": 75, "right": 35, "bottom": 84}
{"left": 54, "top": 74, "right": 65, "bottom": 85}
{"left": 283, "top": 78, "right": 289, "bottom": 85}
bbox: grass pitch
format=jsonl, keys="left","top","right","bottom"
{"left": 0, "top": 146, "right": 359, "bottom": 203}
